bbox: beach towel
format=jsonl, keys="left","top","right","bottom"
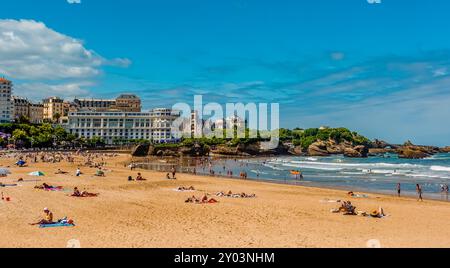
{"left": 352, "top": 194, "right": 369, "bottom": 198}
{"left": 39, "top": 223, "right": 75, "bottom": 228}
{"left": 45, "top": 187, "right": 64, "bottom": 192}
{"left": 320, "top": 199, "right": 341, "bottom": 203}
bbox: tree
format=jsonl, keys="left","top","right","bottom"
{"left": 12, "top": 129, "right": 29, "bottom": 147}
{"left": 53, "top": 113, "right": 61, "bottom": 123}
{"left": 17, "top": 115, "right": 30, "bottom": 124}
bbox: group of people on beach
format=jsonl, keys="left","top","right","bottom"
{"left": 128, "top": 173, "right": 147, "bottom": 181}
{"left": 216, "top": 191, "right": 256, "bottom": 198}
{"left": 0, "top": 150, "right": 116, "bottom": 228}
{"left": 332, "top": 200, "right": 386, "bottom": 218}
{"left": 396, "top": 183, "right": 449, "bottom": 201}
{"left": 185, "top": 194, "right": 218, "bottom": 204}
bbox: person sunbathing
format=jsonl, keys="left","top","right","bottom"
{"left": 29, "top": 208, "right": 54, "bottom": 225}
{"left": 35, "top": 183, "right": 53, "bottom": 190}
{"left": 136, "top": 173, "right": 146, "bottom": 181}
{"left": 55, "top": 169, "right": 69, "bottom": 175}
{"left": 185, "top": 195, "right": 200, "bottom": 203}
{"left": 72, "top": 187, "right": 99, "bottom": 197}
{"left": 201, "top": 194, "right": 218, "bottom": 204}
{"left": 178, "top": 186, "right": 195, "bottom": 191}
{"left": 338, "top": 201, "right": 356, "bottom": 215}
{"left": 370, "top": 207, "right": 386, "bottom": 218}
{"left": 241, "top": 193, "right": 256, "bottom": 198}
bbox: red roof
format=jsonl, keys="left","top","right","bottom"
{"left": 0, "top": 77, "right": 11, "bottom": 83}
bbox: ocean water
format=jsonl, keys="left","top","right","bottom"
{"left": 192, "top": 153, "right": 450, "bottom": 200}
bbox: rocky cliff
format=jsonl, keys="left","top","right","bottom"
{"left": 131, "top": 139, "right": 448, "bottom": 159}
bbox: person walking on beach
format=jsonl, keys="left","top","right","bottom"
{"left": 171, "top": 166, "right": 176, "bottom": 180}
{"left": 396, "top": 183, "right": 401, "bottom": 197}
{"left": 443, "top": 184, "right": 449, "bottom": 201}
{"left": 416, "top": 184, "right": 423, "bottom": 202}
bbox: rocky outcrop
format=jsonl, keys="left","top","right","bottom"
{"left": 179, "top": 144, "right": 210, "bottom": 156}
{"left": 371, "top": 139, "right": 395, "bottom": 149}
{"left": 307, "top": 141, "right": 330, "bottom": 156}
{"left": 211, "top": 145, "right": 240, "bottom": 156}
{"left": 306, "top": 140, "right": 369, "bottom": 158}
{"left": 397, "top": 141, "right": 440, "bottom": 159}
{"left": 344, "top": 145, "right": 369, "bottom": 158}
{"left": 288, "top": 145, "right": 304, "bottom": 156}
{"left": 441, "top": 146, "right": 450, "bottom": 153}
{"left": 211, "top": 142, "right": 289, "bottom": 156}
{"left": 131, "top": 144, "right": 153, "bottom": 157}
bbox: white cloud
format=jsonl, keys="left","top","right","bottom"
{"left": 15, "top": 82, "right": 92, "bottom": 100}
{"left": 0, "top": 20, "right": 106, "bottom": 79}
{"left": 0, "top": 19, "right": 130, "bottom": 100}
{"left": 67, "top": 0, "right": 82, "bottom": 4}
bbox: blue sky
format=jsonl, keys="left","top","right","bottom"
{"left": 1, "top": 0, "right": 450, "bottom": 145}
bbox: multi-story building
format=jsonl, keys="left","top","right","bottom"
{"left": 73, "top": 98, "right": 117, "bottom": 111}
{"left": 12, "top": 96, "right": 30, "bottom": 121}
{"left": 11, "top": 96, "right": 44, "bottom": 124}
{"left": 71, "top": 94, "right": 141, "bottom": 113}
{"left": 114, "top": 94, "right": 141, "bottom": 112}
{"left": 65, "top": 108, "right": 180, "bottom": 144}
{"left": 29, "top": 103, "right": 44, "bottom": 124}
{"left": 43, "top": 97, "right": 66, "bottom": 123}
{"left": 0, "top": 78, "right": 12, "bottom": 123}
{"left": 66, "top": 111, "right": 151, "bottom": 144}
{"left": 150, "top": 108, "right": 179, "bottom": 143}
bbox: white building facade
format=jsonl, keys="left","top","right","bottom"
{"left": 66, "top": 111, "right": 151, "bottom": 144}
{"left": 150, "top": 108, "right": 180, "bottom": 143}
{"left": 66, "top": 109, "right": 180, "bottom": 144}
{"left": 0, "top": 78, "right": 12, "bottom": 123}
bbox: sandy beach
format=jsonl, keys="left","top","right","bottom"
{"left": 1, "top": 153, "right": 450, "bottom": 248}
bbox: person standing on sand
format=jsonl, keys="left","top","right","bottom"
{"left": 416, "top": 184, "right": 423, "bottom": 202}
{"left": 397, "top": 183, "right": 401, "bottom": 197}
{"left": 445, "top": 185, "right": 449, "bottom": 201}
{"left": 171, "top": 166, "right": 176, "bottom": 179}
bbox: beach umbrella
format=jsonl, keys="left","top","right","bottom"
{"left": 0, "top": 168, "right": 11, "bottom": 176}
{"left": 28, "top": 171, "right": 45, "bottom": 177}
{"left": 16, "top": 160, "right": 26, "bottom": 166}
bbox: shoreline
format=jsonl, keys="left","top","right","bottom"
{"left": 1, "top": 152, "right": 450, "bottom": 248}
{"left": 130, "top": 156, "right": 450, "bottom": 203}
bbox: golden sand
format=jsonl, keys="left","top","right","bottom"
{"left": 1, "top": 154, "right": 450, "bottom": 248}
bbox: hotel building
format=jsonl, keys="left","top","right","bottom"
{"left": 73, "top": 98, "right": 116, "bottom": 111}
{"left": 0, "top": 78, "right": 12, "bottom": 123}
{"left": 114, "top": 94, "right": 141, "bottom": 112}
{"left": 43, "top": 97, "right": 70, "bottom": 123}
{"left": 66, "top": 111, "right": 151, "bottom": 144}
{"left": 72, "top": 94, "right": 141, "bottom": 113}
{"left": 66, "top": 108, "right": 180, "bottom": 144}
{"left": 150, "top": 108, "right": 180, "bottom": 143}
